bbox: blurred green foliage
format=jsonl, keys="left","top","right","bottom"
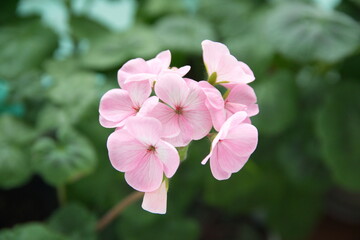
{"left": 0, "top": 0, "right": 360, "bottom": 239}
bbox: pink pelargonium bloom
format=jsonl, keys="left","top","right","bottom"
{"left": 201, "top": 111, "right": 258, "bottom": 180}
{"left": 142, "top": 179, "right": 168, "bottom": 214}
{"left": 107, "top": 117, "right": 180, "bottom": 192}
{"left": 99, "top": 81, "right": 158, "bottom": 128}
{"left": 118, "top": 50, "right": 190, "bottom": 89}
{"left": 202, "top": 40, "right": 255, "bottom": 85}
{"left": 198, "top": 81, "right": 258, "bottom": 131}
{"left": 150, "top": 73, "right": 212, "bottom": 147}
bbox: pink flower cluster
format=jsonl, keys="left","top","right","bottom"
{"left": 99, "top": 40, "right": 259, "bottom": 214}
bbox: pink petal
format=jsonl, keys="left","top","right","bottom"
{"left": 175, "top": 65, "right": 191, "bottom": 76}
{"left": 150, "top": 103, "right": 180, "bottom": 138}
{"left": 154, "top": 73, "right": 189, "bottom": 108}
{"left": 223, "top": 123, "right": 258, "bottom": 157}
{"left": 209, "top": 147, "right": 231, "bottom": 180}
{"left": 142, "top": 180, "right": 167, "bottom": 214}
{"left": 123, "top": 81, "right": 152, "bottom": 107}
{"left": 107, "top": 129, "right": 147, "bottom": 172}
{"left": 226, "top": 84, "right": 257, "bottom": 107}
{"left": 118, "top": 58, "right": 149, "bottom": 88}
{"left": 218, "top": 111, "right": 248, "bottom": 139}
{"left": 99, "top": 89, "right": 136, "bottom": 123}
{"left": 156, "top": 140, "right": 180, "bottom": 178}
{"left": 182, "top": 109, "right": 212, "bottom": 140}
{"left": 138, "top": 96, "right": 159, "bottom": 117}
{"left": 125, "top": 154, "right": 164, "bottom": 192}
{"left": 216, "top": 141, "right": 249, "bottom": 173}
{"left": 99, "top": 115, "right": 120, "bottom": 128}
{"left": 202, "top": 40, "right": 230, "bottom": 75}
{"left": 155, "top": 50, "right": 171, "bottom": 69}
{"left": 125, "top": 117, "right": 162, "bottom": 146}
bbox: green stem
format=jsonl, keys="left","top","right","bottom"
{"left": 57, "top": 185, "right": 67, "bottom": 206}
{"left": 96, "top": 191, "right": 144, "bottom": 231}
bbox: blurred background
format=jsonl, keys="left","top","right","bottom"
{"left": 0, "top": 0, "right": 360, "bottom": 239}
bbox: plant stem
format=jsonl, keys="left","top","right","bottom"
{"left": 57, "top": 185, "right": 66, "bottom": 206}
{"left": 96, "top": 191, "right": 144, "bottom": 231}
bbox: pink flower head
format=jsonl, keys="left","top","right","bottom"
{"left": 202, "top": 40, "right": 255, "bottom": 85}
{"left": 99, "top": 81, "right": 158, "bottom": 128}
{"left": 107, "top": 116, "right": 180, "bottom": 192}
{"left": 118, "top": 50, "right": 190, "bottom": 89}
{"left": 142, "top": 179, "right": 168, "bottom": 214}
{"left": 150, "top": 73, "right": 212, "bottom": 147}
{"left": 202, "top": 111, "right": 258, "bottom": 180}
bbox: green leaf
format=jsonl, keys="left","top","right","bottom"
{"left": 155, "top": 16, "right": 216, "bottom": 53}
{"left": 317, "top": 81, "right": 360, "bottom": 191}
{"left": 32, "top": 127, "right": 96, "bottom": 186}
{"left": 118, "top": 206, "right": 200, "bottom": 240}
{"left": 252, "top": 71, "right": 298, "bottom": 135}
{"left": 0, "top": 115, "right": 33, "bottom": 189}
{"left": 48, "top": 203, "right": 97, "bottom": 240}
{"left": 203, "top": 161, "right": 263, "bottom": 214}
{"left": 0, "top": 223, "right": 67, "bottom": 240}
{"left": 266, "top": 2, "right": 360, "bottom": 63}
{"left": 0, "top": 20, "right": 57, "bottom": 79}
{"left": 81, "top": 26, "right": 161, "bottom": 70}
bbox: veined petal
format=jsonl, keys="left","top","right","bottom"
{"left": 138, "top": 96, "right": 159, "bottom": 117}
{"left": 217, "top": 141, "right": 249, "bottom": 173}
{"left": 209, "top": 147, "right": 231, "bottom": 180}
{"left": 202, "top": 40, "right": 230, "bottom": 75}
{"left": 156, "top": 140, "right": 180, "bottom": 178}
{"left": 155, "top": 73, "right": 189, "bottom": 108}
{"left": 99, "top": 115, "right": 120, "bottom": 128}
{"left": 223, "top": 124, "right": 258, "bottom": 157}
{"left": 227, "top": 84, "right": 257, "bottom": 106}
{"left": 99, "top": 89, "right": 136, "bottom": 123}
{"left": 125, "top": 117, "right": 162, "bottom": 146}
{"left": 123, "top": 81, "right": 152, "bottom": 107}
{"left": 150, "top": 103, "right": 180, "bottom": 138}
{"left": 218, "top": 111, "right": 248, "bottom": 139}
{"left": 107, "top": 129, "right": 147, "bottom": 172}
{"left": 142, "top": 180, "right": 167, "bottom": 214}
{"left": 118, "top": 58, "right": 149, "bottom": 88}
{"left": 125, "top": 154, "right": 163, "bottom": 192}
{"left": 154, "top": 50, "right": 171, "bottom": 70}
{"left": 182, "top": 109, "right": 212, "bottom": 140}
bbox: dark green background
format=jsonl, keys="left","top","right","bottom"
{"left": 1, "top": 0, "right": 360, "bottom": 239}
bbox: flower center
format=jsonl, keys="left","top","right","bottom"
{"left": 175, "top": 106, "right": 183, "bottom": 114}
{"left": 147, "top": 145, "right": 156, "bottom": 152}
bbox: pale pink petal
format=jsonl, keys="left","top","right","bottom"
{"left": 218, "top": 111, "right": 247, "bottom": 139}
{"left": 225, "top": 102, "right": 247, "bottom": 116}
{"left": 123, "top": 81, "right": 151, "bottom": 107}
{"left": 137, "top": 96, "right": 159, "bottom": 117}
{"left": 239, "top": 61, "right": 255, "bottom": 80}
{"left": 182, "top": 109, "right": 212, "bottom": 140}
{"left": 125, "top": 73, "right": 156, "bottom": 84}
{"left": 142, "top": 180, "right": 167, "bottom": 214}
{"left": 99, "top": 115, "right": 120, "bottom": 128}
{"left": 209, "top": 147, "right": 231, "bottom": 180}
{"left": 118, "top": 58, "right": 149, "bottom": 88}
{"left": 150, "top": 103, "right": 180, "bottom": 138}
{"left": 246, "top": 104, "right": 259, "bottom": 117}
{"left": 155, "top": 73, "right": 189, "bottom": 108}
{"left": 223, "top": 124, "right": 258, "bottom": 157}
{"left": 107, "top": 129, "right": 147, "bottom": 172}
{"left": 125, "top": 154, "right": 163, "bottom": 192}
{"left": 198, "top": 81, "right": 224, "bottom": 110}
{"left": 125, "top": 117, "right": 162, "bottom": 146}
{"left": 202, "top": 40, "right": 230, "bottom": 75}
{"left": 163, "top": 131, "right": 192, "bottom": 147}
{"left": 155, "top": 50, "right": 171, "bottom": 69}
{"left": 227, "top": 84, "right": 257, "bottom": 107}
{"left": 175, "top": 65, "right": 191, "bottom": 76}
{"left": 216, "top": 141, "right": 249, "bottom": 173}
{"left": 99, "top": 89, "right": 136, "bottom": 123}
{"left": 156, "top": 140, "right": 180, "bottom": 178}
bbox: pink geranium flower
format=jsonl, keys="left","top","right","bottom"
{"left": 118, "top": 50, "right": 190, "bottom": 89}
{"left": 99, "top": 81, "right": 158, "bottom": 128}
{"left": 142, "top": 180, "right": 168, "bottom": 214}
{"left": 202, "top": 111, "right": 258, "bottom": 180}
{"left": 107, "top": 117, "right": 180, "bottom": 192}
{"left": 150, "top": 73, "right": 212, "bottom": 147}
{"left": 199, "top": 81, "right": 258, "bottom": 131}
{"left": 202, "top": 40, "right": 255, "bottom": 85}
